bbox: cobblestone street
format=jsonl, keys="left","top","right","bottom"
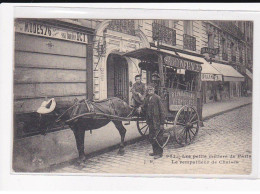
{"left": 52, "top": 104, "right": 252, "bottom": 175}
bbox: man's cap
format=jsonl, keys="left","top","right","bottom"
{"left": 152, "top": 71, "right": 160, "bottom": 78}
{"left": 147, "top": 83, "right": 156, "bottom": 89}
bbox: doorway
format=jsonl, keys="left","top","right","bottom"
{"left": 107, "top": 54, "right": 129, "bottom": 102}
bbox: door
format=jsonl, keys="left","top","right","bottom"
{"left": 107, "top": 54, "right": 129, "bottom": 102}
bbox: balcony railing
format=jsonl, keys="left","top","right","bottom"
{"left": 231, "top": 55, "right": 236, "bottom": 62}
{"left": 222, "top": 53, "right": 228, "bottom": 61}
{"left": 212, "top": 21, "right": 245, "bottom": 41}
{"left": 183, "top": 34, "right": 196, "bottom": 51}
{"left": 107, "top": 20, "right": 135, "bottom": 36}
{"left": 152, "top": 22, "right": 176, "bottom": 46}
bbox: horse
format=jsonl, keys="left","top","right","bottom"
{"left": 37, "top": 97, "right": 135, "bottom": 165}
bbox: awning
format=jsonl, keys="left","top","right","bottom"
{"left": 177, "top": 52, "right": 222, "bottom": 81}
{"left": 123, "top": 48, "right": 203, "bottom": 72}
{"left": 123, "top": 48, "right": 201, "bottom": 63}
{"left": 210, "top": 62, "right": 244, "bottom": 82}
{"left": 246, "top": 69, "right": 253, "bottom": 80}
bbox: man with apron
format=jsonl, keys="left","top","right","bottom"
{"left": 138, "top": 83, "right": 166, "bottom": 159}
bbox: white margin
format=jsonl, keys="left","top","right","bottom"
{"left": 1, "top": 3, "right": 260, "bottom": 190}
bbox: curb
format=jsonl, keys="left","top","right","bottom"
{"left": 36, "top": 102, "right": 252, "bottom": 173}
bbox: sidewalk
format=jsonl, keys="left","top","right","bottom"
{"left": 202, "top": 96, "right": 252, "bottom": 120}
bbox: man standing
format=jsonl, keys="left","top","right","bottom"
{"left": 138, "top": 83, "right": 166, "bottom": 159}
{"left": 130, "top": 74, "right": 146, "bottom": 107}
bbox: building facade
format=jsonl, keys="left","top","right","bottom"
{"left": 90, "top": 19, "right": 253, "bottom": 104}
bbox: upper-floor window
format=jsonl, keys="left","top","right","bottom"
{"left": 230, "top": 42, "right": 236, "bottom": 62}
{"left": 239, "top": 45, "right": 243, "bottom": 63}
{"left": 154, "top": 20, "right": 170, "bottom": 27}
{"left": 183, "top": 20, "right": 196, "bottom": 51}
{"left": 208, "top": 33, "right": 214, "bottom": 48}
{"left": 152, "top": 20, "right": 176, "bottom": 46}
{"left": 183, "top": 21, "right": 193, "bottom": 36}
{"left": 221, "top": 37, "right": 228, "bottom": 61}
{"left": 230, "top": 42, "right": 236, "bottom": 55}
{"left": 107, "top": 20, "right": 135, "bottom": 36}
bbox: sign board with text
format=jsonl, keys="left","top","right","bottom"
{"left": 201, "top": 73, "right": 223, "bottom": 81}
{"left": 164, "top": 55, "right": 202, "bottom": 72}
{"left": 15, "top": 20, "right": 88, "bottom": 44}
{"left": 168, "top": 88, "right": 197, "bottom": 111}
{"left": 201, "top": 47, "right": 219, "bottom": 55}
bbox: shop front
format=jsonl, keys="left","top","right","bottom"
{"left": 177, "top": 53, "right": 223, "bottom": 103}
{"left": 210, "top": 62, "right": 245, "bottom": 99}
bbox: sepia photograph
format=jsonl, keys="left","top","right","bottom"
{"left": 12, "top": 17, "right": 253, "bottom": 175}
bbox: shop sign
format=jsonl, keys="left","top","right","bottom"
{"left": 164, "top": 55, "right": 202, "bottom": 72}
{"left": 201, "top": 47, "right": 219, "bottom": 55}
{"left": 168, "top": 89, "right": 197, "bottom": 111}
{"left": 214, "top": 74, "right": 222, "bottom": 81}
{"left": 15, "top": 20, "right": 88, "bottom": 44}
{"left": 201, "top": 73, "right": 222, "bottom": 81}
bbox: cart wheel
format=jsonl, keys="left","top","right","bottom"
{"left": 137, "top": 120, "right": 149, "bottom": 137}
{"left": 174, "top": 105, "right": 199, "bottom": 146}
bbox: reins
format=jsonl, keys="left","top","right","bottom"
{"left": 55, "top": 102, "right": 79, "bottom": 123}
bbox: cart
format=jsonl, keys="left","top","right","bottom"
{"left": 123, "top": 48, "right": 203, "bottom": 148}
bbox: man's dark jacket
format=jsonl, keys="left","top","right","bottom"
{"left": 143, "top": 93, "right": 166, "bottom": 127}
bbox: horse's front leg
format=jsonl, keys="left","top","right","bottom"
{"left": 71, "top": 124, "right": 86, "bottom": 164}
{"left": 113, "top": 121, "right": 126, "bottom": 155}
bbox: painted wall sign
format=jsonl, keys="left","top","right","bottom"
{"left": 201, "top": 73, "right": 223, "bottom": 81}
{"left": 164, "top": 55, "right": 202, "bottom": 72}
{"left": 168, "top": 88, "right": 197, "bottom": 111}
{"left": 15, "top": 20, "right": 88, "bottom": 44}
{"left": 201, "top": 47, "right": 220, "bottom": 55}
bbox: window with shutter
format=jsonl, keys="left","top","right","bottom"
{"left": 184, "top": 20, "right": 193, "bottom": 36}
{"left": 208, "top": 34, "right": 214, "bottom": 48}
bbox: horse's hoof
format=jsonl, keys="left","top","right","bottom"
{"left": 117, "top": 149, "right": 125, "bottom": 156}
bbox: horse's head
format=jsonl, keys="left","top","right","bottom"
{"left": 36, "top": 98, "right": 58, "bottom": 135}
{"left": 36, "top": 98, "right": 76, "bottom": 135}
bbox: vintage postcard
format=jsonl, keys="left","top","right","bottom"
{"left": 12, "top": 14, "right": 254, "bottom": 175}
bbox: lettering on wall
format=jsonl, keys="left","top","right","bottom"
{"left": 15, "top": 20, "right": 88, "bottom": 44}
{"left": 201, "top": 73, "right": 223, "bottom": 81}
{"left": 168, "top": 89, "right": 197, "bottom": 111}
